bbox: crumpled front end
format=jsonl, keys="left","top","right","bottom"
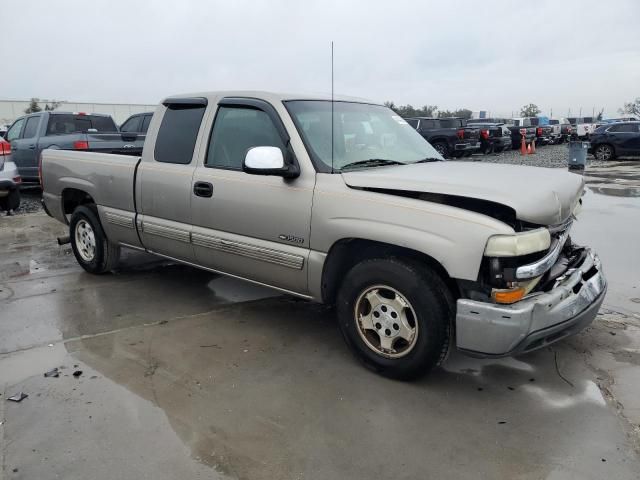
{"left": 455, "top": 217, "right": 607, "bottom": 357}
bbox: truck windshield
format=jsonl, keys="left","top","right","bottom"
{"left": 285, "top": 101, "right": 443, "bottom": 172}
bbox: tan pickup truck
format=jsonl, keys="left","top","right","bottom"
{"left": 41, "top": 91, "right": 607, "bottom": 379}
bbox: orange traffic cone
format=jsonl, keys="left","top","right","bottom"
{"left": 520, "top": 135, "right": 527, "bottom": 155}
{"left": 530, "top": 139, "right": 536, "bottom": 154}
{"left": 527, "top": 144, "right": 532, "bottom": 154}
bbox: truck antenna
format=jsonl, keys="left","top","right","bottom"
{"left": 331, "top": 41, "right": 335, "bottom": 173}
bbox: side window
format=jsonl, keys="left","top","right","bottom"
{"left": 22, "top": 116, "right": 40, "bottom": 139}
{"left": 6, "top": 118, "right": 24, "bottom": 141}
{"left": 141, "top": 115, "right": 152, "bottom": 133}
{"left": 120, "top": 116, "right": 141, "bottom": 133}
{"left": 206, "top": 106, "right": 286, "bottom": 170}
{"left": 419, "top": 120, "right": 435, "bottom": 130}
{"left": 614, "top": 124, "right": 637, "bottom": 133}
{"left": 406, "top": 119, "right": 419, "bottom": 129}
{"left": 154, "top": 105, "right": 206, "bottom": 164}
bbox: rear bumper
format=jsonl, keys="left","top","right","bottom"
{"left": 455, "top": 249, "right": 606, "bottom": 357}
{"left": 455, "top": 141, "right": 480, "bottom": 151}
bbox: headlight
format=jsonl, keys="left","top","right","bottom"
{"left": 484, "top": 228, "right": 550, "bottom": 257}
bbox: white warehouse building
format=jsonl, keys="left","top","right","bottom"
{"left": 0, "top": 99, "right": 157, "bottom": 127}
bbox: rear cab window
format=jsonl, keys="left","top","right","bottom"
{"left": 46, "top": 114, "right": 117, "bottom": 135}
{"left": 154, "top": 104, "right": 206, "bottom": 164}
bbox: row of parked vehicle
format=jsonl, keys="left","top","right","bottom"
{"left": 405, "top": 116, "right": 592, "bottom": 159}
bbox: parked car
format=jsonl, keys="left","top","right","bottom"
{"left": 589, "top": 121, "right": 640, "bottom": 160}
{"left": 406, "top": 117, "right": 480, "bottom": 158}
{"left": 469, "top": 118, "right": 536, "bottom": 149}
{"left": 0, "top": 138, "right": 21, "bottom": 213}
{"left": 4, "top": 111, "right": 145, "bottom": 183}
{"left": 41, "top": 91, "right": 606, "bottom": 380}
{"left": 548, "top": 118, "right": 572, "bottom": 143}
{"left": 567, "top": 117, "right": 597, "bottom": 139}
{"left": 466, "top": 122, "right": 512, "bottom": 153}
{"left": 120, "top": 112, "right": 154, "bottom": 133}
{"left": 512, "top": 117, "right": 554, "bottom": 145}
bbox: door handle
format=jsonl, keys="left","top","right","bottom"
{"left": 28, "top": 145, "right": 36, "bottom": 150}
{"left": 193, "top": 181, "right": 213, "bottom": 198}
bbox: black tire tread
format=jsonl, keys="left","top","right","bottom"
{"left": 336, "top": 257, "right": 454, "bottom": 380}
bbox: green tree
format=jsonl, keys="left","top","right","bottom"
{"left": 24, "top": 98, "right": 42, "bottom": 114}
{"left": 520, "top": 103, "right": 540, "bottom": 117}
{"left": 438, "top": 108, "right": 472, "bottom": 119}
{"left": 384, "top": 102, "right": 437, "bottom": 118}
{"left": 44, "top": 100, "right": 61, "bottom": 111}
{"left": 619, "top": 98, "right": 640, "bottom": 117}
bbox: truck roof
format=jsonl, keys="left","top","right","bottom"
{"left": 162, "top": 91, "right": 377, "bottom": 105}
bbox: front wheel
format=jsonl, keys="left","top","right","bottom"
{"left": 336, "top": 258, "right": 453, "bottom": 380}
{"left": 69, "top": 205, "right": 120, "bottom": 274}
{"left": 594, "top": 144, "right": 615, "bottom": 161}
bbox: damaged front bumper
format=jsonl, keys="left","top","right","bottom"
{"left": 455, "top": 248, "right": 606, "bottom": 357}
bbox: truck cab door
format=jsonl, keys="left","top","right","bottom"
{"left": 190, "top": 97, "right": 314, "bottom": 295}
{"left": 11, "top": 114, "right": 43, "bottom": 181}
{"left": 136, "top": 99, "right": 208, "bottom": 262}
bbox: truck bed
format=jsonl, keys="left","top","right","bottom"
{"left": 41, "top": 150, "right": 141, "bottom": 223}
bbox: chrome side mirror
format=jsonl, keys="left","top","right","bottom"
{"left": 243, "top": 146, "right": 299, "bottom": 178}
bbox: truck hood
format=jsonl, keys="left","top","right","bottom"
{"left": 341, "top": 162, "right": 584, "bottom": 226}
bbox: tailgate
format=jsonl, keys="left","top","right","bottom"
{"left": 86, "top": 133, "right": 145, "bottom": 155}
{"left": 462, "top": 126, "right": 480, "bottom": 141}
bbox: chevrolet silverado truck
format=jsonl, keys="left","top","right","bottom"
{"left": 41, "top": 92, "right": 607, "bottom": 380}
{"left": 5, "top": 111, "right": 144, "bottom": 183}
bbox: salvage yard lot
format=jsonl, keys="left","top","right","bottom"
{"left": 1, "top": 156, "right": 640, "bottom": 479}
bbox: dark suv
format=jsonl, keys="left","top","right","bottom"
{"left": 406, "top": 117, "right": 480, "bottom": 158}
{"left": 589, "top": 122, "right": 640, "bottom": 160}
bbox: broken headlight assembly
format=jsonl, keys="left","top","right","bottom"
{"left": 482, "top": 228, "right": 551, "bottom": 304}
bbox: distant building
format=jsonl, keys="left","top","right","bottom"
{"left": 0, "top": 99, "right": 157, "bottom": 126}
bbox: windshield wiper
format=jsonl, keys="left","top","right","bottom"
{"left": 415, "top": 157, "right": 443, "bottom": 163}
{"left": 340, "top": 159, "right": 405, "bottom": 170}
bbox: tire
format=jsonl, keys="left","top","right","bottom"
{"left": 0, "top": 189, "right": 20, "bottom": 212}
{"left": 594, "top": 144, "right": 615, "bottom": 161}
{"left": 336, "top": 258, "right": 453, "bottom": 380}
{"left": 69, "top": 205, "right": 120, "bottom": 274}
{"left": 431, "top": 141, "right": 449, "bottom": 158}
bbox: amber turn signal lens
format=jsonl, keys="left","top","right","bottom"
{"left": 492, "top": 287, "right": 526, "bottom": 304}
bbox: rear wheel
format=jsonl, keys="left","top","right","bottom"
{"left": 431, "top": 141, "right": 449, "bottom": 158}
{"left": 594, "top": 144, "right": 615, "bottom": 161}
{"left": 336, "top": 258, "right": 453, "bottom": 380}
{"left": 0, "top": 189, "right": 20, "bottom": 213}
{"left": 69, "top": 205, "right": 120, "bottom": 274}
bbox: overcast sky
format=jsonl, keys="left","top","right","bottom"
{"left": 2, "top": 0, "right": 639, "bottom": 118}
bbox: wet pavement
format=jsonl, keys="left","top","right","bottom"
{"left": 1, "top": 164, "right": 640, "bottom": 479}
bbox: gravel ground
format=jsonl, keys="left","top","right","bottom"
{"left": 456, "top": 142, "right": 613, "bottom": 168}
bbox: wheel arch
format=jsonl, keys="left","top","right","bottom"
{"left": 62, "top": 187, "right": 97, "bottom": 216}
{"left": 320, "top": 237, "right": 459, "bottom": 305}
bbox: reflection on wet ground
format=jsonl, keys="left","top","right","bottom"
{"left": 2, "top": 161, "right": 640, "bottom": 479}
{"left": 584, "top": 161, "right": 640, "bottom": 197}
